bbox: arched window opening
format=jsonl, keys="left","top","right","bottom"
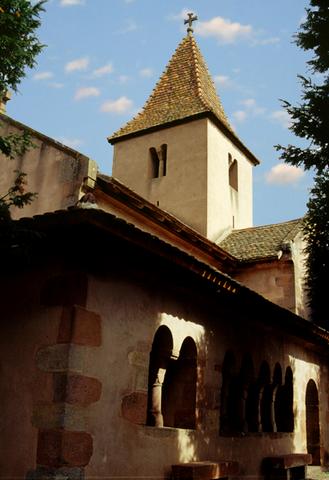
{"left": 161, "top": 144, "right": 167, "bottom": 176}
{"left": 229, "top": 157, "right": 238, "bottom": 191}
{"left": 239, "top": 354, "right": 254, "bottom": 433}
{"left": 306, "top": 379, "right": 320, "bottom": 465}
{"left": 162, "top": 337, "right": 197, "bottom": 429}
{"left": 220, "top": 350, "right": 236, "bottom": 434}
{"left": 285, "top": 367, "right": 294, "bottom": 432}
{"left": 246, "top": 361, "right": 270, "bottom": 432}
{"left": 257, "top": 361, "right": 271, "bottom": 432}
{"left": 272, "top": 363, "right": 283, "bottom": 432}
{"left": 150, "top": 144, "right": 167, "bottom": 178}
{"left": 147, "top": 326, "right": 173, "bottom": 427}
{"left": 150, "top": 147, "right": 160, "bottom": 178}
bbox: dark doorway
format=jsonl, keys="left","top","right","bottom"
{"left": 306, "top": 379, "right": 321, "bottom": 465}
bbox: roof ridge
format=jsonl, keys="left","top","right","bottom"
{"left": 190, "top": 36, "right": 210, "bottom": 112}
{"left": 229, "top": 218, "right": 303, "bottom": 234}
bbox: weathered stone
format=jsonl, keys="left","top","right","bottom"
{"left": 32, "top": 403, "right": 88, "bottom": 431}
{"left": 121, "top": 391, "right": 147, "bottom": 424}
{"left": 128, "top": 350, "right": 148, "bottom": 368}
{"left": 53, "top": 374, "right": 102, "bottom": 406}
{"left": 36, "top": 345, "right": 86, "bottom": 373}
{"left": 36, "top": 345, "right": 71, "bottom": 372}
{"left": 172, "top": 461, "right": 239, "bottom": 479}
{"left": 134, "top": 368, "right": 148, "bottom": 391}
{"left": 27, "top": 466, "right": 84, "bottom": 480}
{"left": 37, "top": 430, "right": 93, "bottom": 468}
{"left": 58, "top": 306, "right": 102, "bottom": 347}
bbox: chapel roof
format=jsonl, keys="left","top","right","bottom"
{"left": 219, "top": 219, "right": 303, "bottom": 263}
{"left": 108, "top": 34, "right": 259, "bottom": 164}
{"left": 5, "top": 209, "right": 329, "bottom": 347}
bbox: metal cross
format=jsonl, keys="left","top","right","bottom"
{"left": 184, "top": 12, "right": 198, "bottom": 35}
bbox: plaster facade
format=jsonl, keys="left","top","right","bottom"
{"left": 0, "top": 115, "right": 96, "bottom": 219}
{"left": 1, "top": 232, "right": 328, "bottom": 480}
{"left": 112, "top": 118, "right": 254, "bottom": 242}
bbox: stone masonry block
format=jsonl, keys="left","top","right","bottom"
{"left": 36, "top": 345, "right": 71, "bottom": 372}
{"left": 58, "top": 306, "right": 102, "bottom": 346}
{"left": 172, "top": 461, "right": 239, "bottom": 479}
{"left": 37, "top": 430, "right": 93, "bottom": 468}
{"left": 53, "top": 373, "right": 102, "bottom": 406}
{"left": 36, "top": 344, "right": 86, "bottom": 373}
{"left": 121, "top": 391, "right": 147, "bottom": 425}
{"left": 32, "top": 403, "right": 88, "bottom": 431}
{"left": 26, "top": 466, "right": 84, "bottom": 480}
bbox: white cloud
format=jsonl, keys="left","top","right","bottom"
{"left": 58, "top": 137, "right": 83, "bottom": 149}
{"left": 139, "top": 67, "right": 153, "bottom": 78}
{"left": 170, "top": 8, "right": 195, "bottom": 21}
{"left": 65, "top": 57, "right": 89, "bottom": 73}
{"left": 33, "top": 71, "right": 54, "bottom": 81}
{"left": 214, "top": 75, "right": 231, "bottom": 88}
{"left": 100, "top": 96, "right": 133, "bottom": 114}
{"left": 266, "top": 164, "right": 304, "bottom": 185}
{"left": 270, "top": 110, "right": 292, "bottom": 129}
{"left": 196, "top": 16, "right": 252, "bottom": 44}
{"left": 117, "top": 19, "right": 138, "bottom": 34}
{"left": 49, "top": 82, "right": 64, "bottom": 89}
{"left": 60, "top": 0, "right": 84, "bottom": 6}
{"left": 75, "top": 87, "right": 100, "bottom": 101}
{"left": 240, "top": 98, "right": 266, "bottom": 115}
{"left": 92, "top": 63, "right": 113, "bottom": 77}
{"left": 232, "top": 110, "right": 247, "bottom": 123}
{"left": 118, "top": 75, "right": 129, "bottom": 84}
{"left": 241, "top": 98, "right": 256, "bottom": 108}
{"left": 254, "top": 36, "right": 280, "bottom": 46}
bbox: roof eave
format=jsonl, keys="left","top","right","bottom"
{"left": 108, "top": 111, "right": 260, "bottom": 166}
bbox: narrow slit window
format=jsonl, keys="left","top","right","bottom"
{"left": 229, "top": 157, "right": 238, "bottom": 191}
{"left": 161, "top": 144, "right": 167, "bottom": 176}
{"left": 150, "top": 147, "right": 160, "bottom": 178}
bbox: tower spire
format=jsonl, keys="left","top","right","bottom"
{"left": 184, "top": 12, "right": 198, "bottom": 35}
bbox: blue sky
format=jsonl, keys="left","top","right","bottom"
{"left": 7, "top": 0, "right": 314, "bottom": 226}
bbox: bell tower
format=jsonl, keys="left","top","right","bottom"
{"left": 109, "top": 15, "right": 259, "bottom": 242}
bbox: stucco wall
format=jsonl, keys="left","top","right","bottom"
{"left": 0, "top": 269, "right": 62, "bottom": 479}
{"left": 207, "top": 120, "right": 254, "bottom": 241}
{"left": 291, "top": 232, "right": 310, "bottom": 319}
{"left": 234, "top": 259, "right": 296, "bottom": 314}
{"left": 112, "top": 119, "right": 208, "bottom": 236}
{"left": 0, "top": 116, "right": 94, "bottom": 218}
{"left": 0, "top": 244, "right": 326, "bottom": 480}
{"left": 112, "top": 118, "right": 255, "bottom": 242}
{"left": 84, "top": 271, "right": 329, "bottom": 480}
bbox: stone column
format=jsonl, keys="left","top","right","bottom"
{"left": 150, "top": 368, "right": 166, "bottom": 427}
{"left": 28, "top": 273, "right": 102, "bottom": 480}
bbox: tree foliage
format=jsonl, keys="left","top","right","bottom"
{"left": 0, "top": 0, "right": 46, "bottom": 94}
{"left": 0, "top": 0, "right": 46, "bottom": 218}
{"left": 278, "top": 0, "right": 329, "bottom": 325}
{"left": 304, "top": 171, "right": 329, "bottom": 324}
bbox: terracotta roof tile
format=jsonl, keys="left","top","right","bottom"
{"left": 219, "top": 219, "right": 303, "bottom": 262}
{"left": 108, "top": 34, "right": 234, "bottom": 141}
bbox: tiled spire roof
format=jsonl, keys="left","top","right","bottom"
{"left": 108, "top": 34, "right": 234, "bottom": 142}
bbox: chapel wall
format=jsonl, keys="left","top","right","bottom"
{"left": 234, "top": 259, "right": 296, "bottom": 314}
{"left": 0, "top": 268, "right": 62, "bottom": 479}
{"left": 112, "top": 119, "right": 209, "bottom": 236}
{"left": 0, "top": 115, "right": 94, "bottom": 218}
{"left": 84, "top": 271, "right": 329, "bottom": 480}
{"left": 207, "top": 120, "right": 254, "bottom": 242}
